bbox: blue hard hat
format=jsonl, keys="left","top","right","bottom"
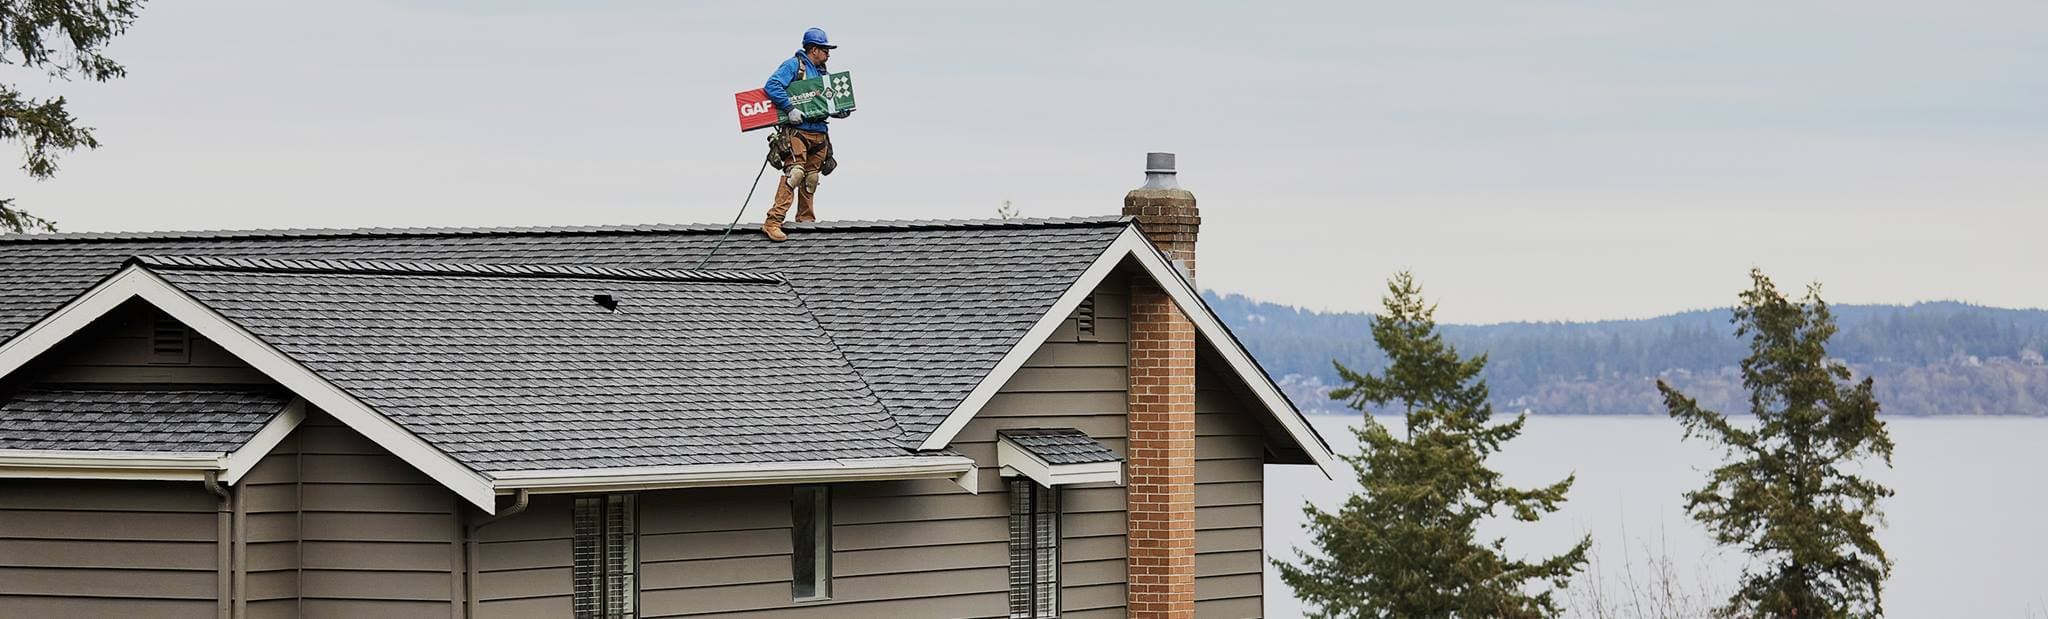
{"left": 802, "top": 27, "right": 836, "bottom": 49}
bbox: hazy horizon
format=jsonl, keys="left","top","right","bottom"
{"left": 1211, "top": 290, "right": 2048, "bottom": 327}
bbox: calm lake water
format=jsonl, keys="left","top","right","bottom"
{"left": 1264, "top": 415, "right": 2048, "bottom": 618}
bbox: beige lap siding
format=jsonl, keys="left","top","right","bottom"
{"left": 1194, "top": 365, "right": 1268, "bottom": 618}
{"left": 0, "top": 479, "right": 223, "bottom": 619}
{"left": 289, "top": 412, "right": 464, "bottom": 617}
{"left": 471, "top": 494, "right": 575, "bottom": 617}
{"left": 240, "top": 432, "right": 302, "bottom": 618}
{"left": 634, "top": 485, "right": 803, "bottom": 616}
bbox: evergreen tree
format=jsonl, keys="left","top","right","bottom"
{"left": 1277, "top": 272, "right": 1589, "bottom": 618}
{"left": 1658, "top": 269, "right": 1896, "bottom": 617}
{"left": 2, "top": 0, "right": 146, "bottom": 233}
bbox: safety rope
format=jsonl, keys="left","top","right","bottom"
{"left": 693, "top": 154, "right": 775, "bottom": 271}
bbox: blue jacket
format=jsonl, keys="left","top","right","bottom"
{"left": 765, "top": 52, "right": 830, "bottom": 133}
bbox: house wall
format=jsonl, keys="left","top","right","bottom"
{"left": 478, "top": 481, "right": 1018, "bottom": 619}
{"left": 4, "top": 303, "right": 468, "bottom": 617}
{"left": 241, "top": 431, "right": 301, "bottom": 618}
{"left": 973, "top": 270, "right": 1135, "bottom": 618}
{"left": 0, "top": 479, "right": 224, "bottom": 618}
{"left": 285, "top": 412, "right": 465, "bottom": 617}
{"left": 1194, "top": 363, "right": 1268, "bottom": 618}
{"left": 471, "top": 493, "right": 575, "bottom": 616}
{"left": 0, "top": 270, "right": 1278, "bottom": 617}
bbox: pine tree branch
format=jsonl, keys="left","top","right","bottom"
{"left": 0, "top": 0, "right": 144, "bottom": 232}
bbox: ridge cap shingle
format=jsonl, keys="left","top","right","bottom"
{"left": 1, "top": 215, "right": 1133, "bottom": 244}
{"left": 130, "top": 255, "right": 785, "bottom": 284}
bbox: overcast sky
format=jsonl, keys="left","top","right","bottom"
{"left": 6, "top": 1, "right": 2043, "bottom": 323}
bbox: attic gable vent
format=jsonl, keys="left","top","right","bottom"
{"left": 1076, "top": 295, "right": 1098, "bottom": 341}
{"left": 148, "top": 311, "right": 191, "bottom": 365}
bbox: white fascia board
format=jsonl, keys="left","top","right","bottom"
{"left": 490, "top": 455, "right": 982, "bottom": 495}
{"left": 0, "top": 450, "right": 223, "bottom": 481}
{"left": 0, "top": 468, "right": 217, "bottom": 482}
{"left": 221, "top": 398, "right": 306, "bottom": 484}
{"left": 918, "top": 228, "right": 1343, "bottom": 479}
{"left": 995, "top": 440, "right": 1123, "bottom": 487}
{"left": 0, "top": 266, "right": 501, "bottom": 511}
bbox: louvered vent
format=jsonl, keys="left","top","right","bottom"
{"left": 1076, "top": 295, "right": 1098, "bottom": 341}
{"left": 148, "top": 312, "right": 191, "bottom": 365}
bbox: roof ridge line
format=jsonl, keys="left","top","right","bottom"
{"left": 1, "top": 215, "right": 1134, "bottom": 244}
{"left": 127, "top": 255, "right": 785, "bottom": 284}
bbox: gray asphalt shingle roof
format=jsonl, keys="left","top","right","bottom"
{"left": 0, "top": 217, "right": 1129, "bottom": 445}
{"left": 997, "top": 428, "right": 1122, "bottom": 465}
{"left": 129, "top": 255, "right": 914, "bottom": 473}
{"left": 0, "top": 387, "right": 291, "bottom": 452}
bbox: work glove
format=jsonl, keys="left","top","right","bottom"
{"left": 785, "top": 108, "right": 805, "bottom": 124}
{"left": 831, "top": 109, "right": 852, "bottom": 119}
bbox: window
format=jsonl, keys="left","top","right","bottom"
{"left": 792, "top": 485, "right": 832, "bottom": 600}
{"left": 573, "top": 494, "right": 637, "bottom": 619}
{"left": 1007, "top": 479, "right": 1060, "bottom": 618}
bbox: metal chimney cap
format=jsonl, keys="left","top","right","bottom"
{"left": 1145, "top": 152, "right": 1176, "bottom": 173}
{"left": 1142, "top": 152, "right": 1179, "bottom": 190}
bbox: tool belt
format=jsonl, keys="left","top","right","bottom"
{"left": 765, "top": 128, "right": 837, "bottom": 175}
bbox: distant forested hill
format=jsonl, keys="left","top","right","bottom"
{"left": 1204, "top": 292, "right": 2048, "bottom": 416}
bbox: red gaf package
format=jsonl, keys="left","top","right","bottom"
{"left": 734, "top": 89, "right": 780, "bottom": 132}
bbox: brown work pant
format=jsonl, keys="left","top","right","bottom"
{"left": 766, "top": 129, "right": 830, "bottom": 224}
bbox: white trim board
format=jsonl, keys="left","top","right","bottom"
{"left": 489, "top": 455, "right": 981, "bottom": 495}
{"left": 0, "top": 266, "right": 502, "bottom": 510}
{"left": 222, "top": 398, "right": 306, "bottom": 484}
{"left": 917, "top": 227, "right": 1341, "bottom": 479}
{"left": 0, "top": 450, "right": 223, "bottom": 481}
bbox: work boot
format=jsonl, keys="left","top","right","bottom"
{"left": 795, "top": 210, "right": 816, "bottom": 224}
{"left": 761, "top": 221, "right": 788, "bottom": 242}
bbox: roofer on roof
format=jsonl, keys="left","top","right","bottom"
{"left": 761, "top": 27, "right": 850, "bottom": 242}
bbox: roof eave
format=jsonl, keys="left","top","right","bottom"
{"left": 0, "top": 265, "right": 500, "bottom": 508}
{"left": 488, "top": 455, "right": 982, "bottom": 495}
{"left": 0, "top": 450, "right": 225, "bottom": 481}
{"left": 995, "top": 438, "right": 1124, "bottom": 487}
{"left": 0, "top": 396, "right": 305, "bottom": 484}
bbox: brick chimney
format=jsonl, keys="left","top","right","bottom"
{"left": 1123, "top": 152, "right": 1199, "bottom": 279}
{"left": 1123, "top": 152, "right": 1198, "bottom": 618}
